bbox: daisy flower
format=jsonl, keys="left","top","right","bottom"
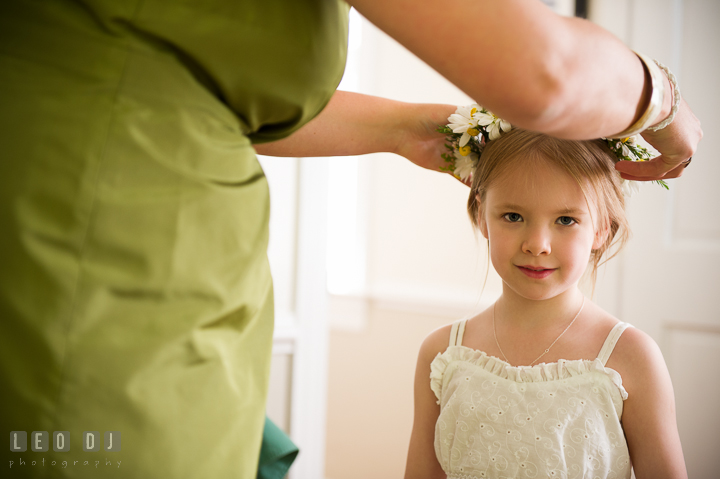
{"left": 475, "top": 110, "right": 511, "bottom": 140}
{"left": 453, "top": 149, "right": 478, "bottom": 181}
{"left": 448, "top": 104, "right": 481, "bottom": 147}
{"left": 621, "top": 178, "right": 642, "bottom": 197}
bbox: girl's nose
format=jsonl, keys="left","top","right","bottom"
{"left": 522, "top": 226, "right": 551, "bottom": 256}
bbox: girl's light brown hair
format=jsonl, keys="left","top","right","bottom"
{"left": 466, "top": 128, "right": 630, "bottom": 289}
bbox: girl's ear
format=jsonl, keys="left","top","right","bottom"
{"left": 593, "top": 220, "right": 610, "bottom": 250}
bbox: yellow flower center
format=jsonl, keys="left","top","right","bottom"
{"left": 459, "top": 146, "right": 471, "bottom": 156}
{"left": 621, "top": 137, "right": 630, "bottom": 143}
{"left": 467, "top": 128, "right": 479, "bottom": 136}
{"left": 471, "top": 108, "right": 477, "bottom": 115}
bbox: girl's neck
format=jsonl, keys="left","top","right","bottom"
{"left": 496, "top": 285, "right": 585, "bottom": 332}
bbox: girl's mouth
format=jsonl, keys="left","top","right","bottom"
{"left": 517, "top": 265, "right": 556, "bottom": 279}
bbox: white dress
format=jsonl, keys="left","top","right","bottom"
{"left": 430, "top": 320, "right": 633, "bottom": 479}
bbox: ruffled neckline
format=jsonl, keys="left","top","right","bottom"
{"left": 430, "top": 345, "right": 628, "bottom": 401}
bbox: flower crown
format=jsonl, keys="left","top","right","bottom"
{"left": 438, "top": 104, "right": 668, "bottom": 196}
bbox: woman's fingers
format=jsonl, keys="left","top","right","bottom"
{"left": 630, "top": 97, "right": 702, "bottom": 178}
{"left": 618, "top": 171, "right": 683, "bottom": 182}
{"left": 615, "top": 97, "right": 701, "bottom": 183}
{"left": 614, "top": 155, "right": 688, "bottom": 181}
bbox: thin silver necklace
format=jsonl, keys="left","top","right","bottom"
{"left": 492, "top": 297, "right": 586, "bottom": 366}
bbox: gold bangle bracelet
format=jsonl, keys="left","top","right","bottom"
{"left": 607, "top": 51, "right": 666, "bottom": 139}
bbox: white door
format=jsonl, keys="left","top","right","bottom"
{"left": 591, "top": 2, "right": 720, "bottom": 478}
{"left": 259, "top": 155, "right": 331, "bottom": 479}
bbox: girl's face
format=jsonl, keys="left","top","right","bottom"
{"left": 479, "top": 159, "right": 606, "bottom": 301}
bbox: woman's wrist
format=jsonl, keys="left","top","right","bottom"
{"left": 655, "top": 69, "right": 673, "bottom": 125}
{"left": 391, "top": 102, "right": 455, "bottom": 157}
{"left": 647, "top": 61, "right": 678, "bottom": 131}
{"left": 607, "top": 52, "right": 667, "bottom": 139}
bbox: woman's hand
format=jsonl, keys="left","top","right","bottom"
{"left": 615, "top": 97, "right": 703, "bottom": 182}
{"left": 393, "top": 103, "right": 471, "bottom": 186}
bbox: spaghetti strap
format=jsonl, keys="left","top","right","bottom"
{"left": 449, "top": 322, "right": 459, "bottom": 347}
{"left": 596, "top": 322, "right": 632, "bottom": 366}
{"left": 448, "top": 319, "right": 468, "bottom": 347}
{"left": 456, "top": 319, "right": 467, "bottom": 346}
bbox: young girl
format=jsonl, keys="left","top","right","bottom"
{"left": 405, "top": 117, "right": 687, "bottom": 478}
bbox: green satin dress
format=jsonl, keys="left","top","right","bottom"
{"left": 0, "top": 1, "right": 348, "bottom": 477}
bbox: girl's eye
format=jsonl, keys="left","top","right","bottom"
{"left": 503, "top": 213, "right": 523, "bottom": 223}
{"left": 557, "top": 216, "right": 576, "bottom": 226}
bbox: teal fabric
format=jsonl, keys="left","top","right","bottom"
{"left": 257, "top": 417, "right": 299, "bottom": 479}
{"left": 0, "top": 0, "right": 348, "bottom": 477}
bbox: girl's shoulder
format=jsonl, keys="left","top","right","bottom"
{"left": 420, "top": 307, "right": 495, "bottom": 354}
{"left": 419, "top": 309, "right": 494, "bottom": 366}
{"left": 578, "top": 301, "right": 664, "bottom": 381}
{"left": 605, "top": 324, "right": 668, "bottom": 395}
{"left": 418, "top": 323, "right": 456, "bottom": 361}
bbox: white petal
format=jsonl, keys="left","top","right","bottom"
{"left": 621, "top": 180, "right": 631, "bottom": 197}
{"left": 450, "top": 124, "right": 470, "bottom": 134}
{"left": 451, "top": 105, "right": 479, "bottom": 123}
{"left": 456, "top": 105, "right": 473, "bottom": 118}
{"left": 448, "top": 113, "right": 469, "bottom": 125}
{"left": 488, "top": 123, "right": 501, "bottom": 141}
{"left": 454, "top": 153, "right": 477, "bottom": 181}
{"left": 459, "top": 132, "right": 471, "bottom": 147}
{"left": 474, "top": 112, "right": 494, "bottom": 126}
{"left": 500, "top": 119, "right": 512, "bottom": 132}
{"left": 621, "top": 179, "right": 642, "bottom": 198}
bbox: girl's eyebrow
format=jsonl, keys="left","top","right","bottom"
{"left": 555, "top": 207, "right": 587, "bottom": 216}
{"left": 496, "top": 203, "right": 525, "bottom": 211}
{"left": 496, "top": 203, "right": 587, "bottom": 216}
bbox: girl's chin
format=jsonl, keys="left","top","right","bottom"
{"left": 502, "top": 281, "right": 580, "bottom": 302}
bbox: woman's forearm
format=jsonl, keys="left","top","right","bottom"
{"left": 348, "top": 0, "right": 670, "bottom": 140}
{"left": 253, "top": 91, "right": 454, "bottom": 157}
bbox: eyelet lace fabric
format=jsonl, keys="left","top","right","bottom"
{"left": 431, "top": 321, "right": 633, "bottom": 479}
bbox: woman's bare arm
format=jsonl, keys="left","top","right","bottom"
{"left": 349, "top": 0, "right": 652, "bottom": 138}
{"left": 254, "top": 91, "right": 458, "bottom": 175}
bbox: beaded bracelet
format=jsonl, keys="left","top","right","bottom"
{"left": 647, "top": 59, "right": 680, "bottom": 132}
